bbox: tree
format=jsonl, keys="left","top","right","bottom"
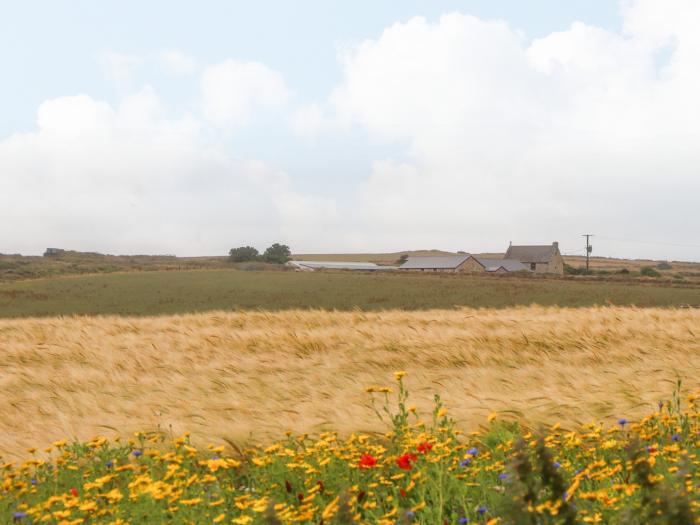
{"left": 263, "top": 243, "right": 291, "bottom": 264}
{"left": 228, "top": 246, "right": 259, "bottom": 262}
{"left": 640, "top": 266, "right": 660, "bottom": 278}
{"left": 396, "top": 254, "right": 409, "bottom": 265}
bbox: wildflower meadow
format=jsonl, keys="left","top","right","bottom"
{"left": 1, "top": 373, "right": 698, "bottom": 524}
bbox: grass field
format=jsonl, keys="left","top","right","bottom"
{"left": 1, "top": 269, "right": 700, "bottom": 317}
{"left": 1, "top": 306, "right": 698, "bottom": 460}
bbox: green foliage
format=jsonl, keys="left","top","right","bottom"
{"left": 228, "top": 246, "right": 260, "bottom": 262}
{"left": 641, "top": 266, "right": 661, "bottom": 278}
{"left": 396, "top": 254, "right": 409, "bottom": 265}
{"left": 263, "top": 243, "right": 292, "bottom": 264}
{"left": 564, "top": 264, "right": 589, "bottom": 275}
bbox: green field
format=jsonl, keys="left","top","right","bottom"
{"left": 1, "top": 269, "right": 699, "bottom": 317}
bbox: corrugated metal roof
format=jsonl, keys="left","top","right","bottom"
{"left": 400, "top": 255, "right": 471, "bottom": 269}
{"left": 504, "top": 245, "right": 556, "bottom": 263}
{"left": 288, "top": 261, "right": 395, "bottom": 271}
{"left": 476, "top": 258, "right": 528, "bottom": 272}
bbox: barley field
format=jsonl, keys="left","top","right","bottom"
{"left": 2, "top": 306, "right": 698, "bottom": 462}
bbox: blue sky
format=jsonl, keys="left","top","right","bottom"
{"left": 2, "top": 1, "right": 699, "bottom": 260}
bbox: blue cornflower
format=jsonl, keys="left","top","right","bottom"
{"left": 405, "top": 511, "right": 416, "bottom": 519}
{"left": 498, "top": 472, "right": 508, "bottom": 480}
{"left": 671, "top": 433, "right": 681, "bottom": 442}
{"left": 132, "top": 450, "right": 143, "bottom": 458}
{"left": 562, "top": 491, "right": 569, "bottom": 502}
{"left": 13, "top": 511, "right": 28, "bottom": 520}
{"left": 468, "top": 447, "right": 478, "bottom": 456}
{"left": 30, "top": 478, "right": 38, "bottom": 486}
{"left": 477, "top": 505, "right": 487, "bottom": 514}
{"left": 618, "top": 418, "right": 627, "bottom": 427}
{"left": 106, "top": 460, "right": 114, "bottom": 468}
{"left": 458, "top": 518, "right": 469, "bottom": 524}
{"left": 553, "top": 461, "right": 561, "bottom": 469}
{"left": 460, "top": 458, "right": 472, "bottom": 467}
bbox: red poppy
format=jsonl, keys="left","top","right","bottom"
{"left": 285, "top": 480, "right": 293, "bottom": 493}
{"left": 70, "top": 487, "right": 78, "bottom": 497}
{"left": 400, "top": 488, "right": 407, "bottom": 497}
{"left": 396, "top": 453, "right": 417, "bottom": 470}
{"left": 417, "top": 442, "right": 433, "bottom": 454}
{"left": 359, "top": 453, "right": 377, "bottom": 469}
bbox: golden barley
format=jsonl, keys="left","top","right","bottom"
{"left": 0, "top": 306, "right": 698, "bottom": 458}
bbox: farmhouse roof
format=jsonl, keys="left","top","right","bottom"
{"left": 504, "top": 243, "right": 559, "bottom": 264}
{"left": 476, "top": 258, "right": 528, "bottom": 272}
{"left": 400, "top": 255, "right": 471, "bottom": 270}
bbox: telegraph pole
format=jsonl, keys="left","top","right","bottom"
{"left": 582, "top": 234, "right": 594, "bottom": 271}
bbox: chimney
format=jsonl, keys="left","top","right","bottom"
{"left": 553, "top": 241, "right": 559, "bottom": 251}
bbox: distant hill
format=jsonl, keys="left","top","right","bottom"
{"left": 2, "top": 249, "right": 699, "bottom": 283}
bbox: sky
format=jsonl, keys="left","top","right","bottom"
{"left": 1, "top": 0, "right": 699, "bottom": 261}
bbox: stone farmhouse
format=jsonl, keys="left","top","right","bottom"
{"left": 400, "top": 242, "right": 564, "bottom": 275}
{"left": 504, "top": 242, "right": 563, "bottom": 274}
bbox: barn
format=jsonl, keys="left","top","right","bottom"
{"left": 400, "top": 255, "right": 482, "bottom": 273}
{"left": 475, "top": 258, "right": 528, "bottom": 273}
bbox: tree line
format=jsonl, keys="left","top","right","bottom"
{"left": 228, "top": 243, "right": 291, "bottom": 264}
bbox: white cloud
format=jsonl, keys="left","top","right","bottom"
{"left": 326, "top": 5, "right": 700, "bottom": 258}
{"left": 291, "top": 103, "right": 326, "bottom": 140}
{"left": 5, "top": 3, "right": 700, "bottom": 260}
{"left": 0, "top": 89, "right": 326, "bottom": 255}
{"left": 101, "top": 52, "right": 143, "bottom": 87}
{"left": 200, "top": 60, "right": 289, "bottom": 125}
{"left": 158, "top": 50, "right": 196, "bottom": 76}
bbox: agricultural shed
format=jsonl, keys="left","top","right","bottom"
{"left": 504, "top": 242, "right": 564, "bottom": 275}
{"left": 400, "top": 255, "right": 483, "bottom": 273}
{"left": 475, "top": 258, "right": 528, "bottom": 273}
{"left": 287, "top": 261, "right": 396, "bottom": 271}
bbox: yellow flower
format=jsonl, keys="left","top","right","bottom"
{"left": 78, "top": 502, "right": 97, "bottom": 512}
{"left": 394, "top": 371, "right": 407, "bottom": 381}
{"left": 213, "top": 513, "right": 226, "bottom": 523}
{"left": 232, "top": 516, "right": 252, "bottom": 524}
{"left": 180, "top": 498, "right": 202, "bottom": 506}
{"left": 488, "top": 412, "right": 498, "bottom": 423}
{"left": 411, "top": 501, "right": 427, "bottom": 512}
{"left": 321, "top": 496, "right": 340, "bottom": 520}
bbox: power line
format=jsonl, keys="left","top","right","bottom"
{"left": 596, "top": 236, "right": 700, "bottom": 249}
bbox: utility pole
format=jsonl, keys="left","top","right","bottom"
{"left": 582, "top": 234, "right": 594, "bottom": 272}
